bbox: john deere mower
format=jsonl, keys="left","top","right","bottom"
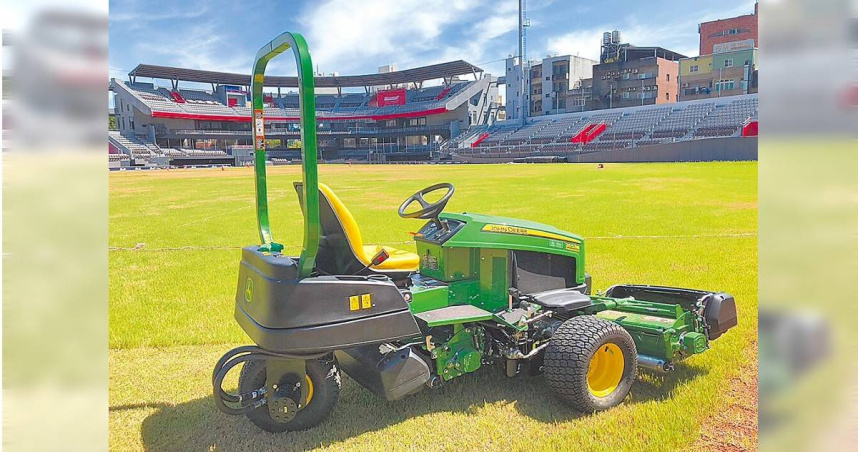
{"left": 212, "top": 32, "right": 738, "bottom": 432}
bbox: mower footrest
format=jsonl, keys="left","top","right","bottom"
{"left": 414, "top": 305, "right": 494, "bottom": 328}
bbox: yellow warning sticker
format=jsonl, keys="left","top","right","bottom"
{"left": 481, "top": 224, "right": 581, "bottom": 244}
{"left": 349, "top": 296, "right": 360, "bottom": 311}
{"left": 361, "top": 294, "right": 372, "bottom": 309}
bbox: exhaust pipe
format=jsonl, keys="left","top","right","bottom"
{"left": 637, "top": 355, "right": 674, "bottom": 372}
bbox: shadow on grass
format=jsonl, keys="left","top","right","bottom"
{"left": 115, "top": 363, "right": 706, "bottom": 451}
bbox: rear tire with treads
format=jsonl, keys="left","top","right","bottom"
{"left": 239, "top": 358, "right": 341, "bottom": 432}
{"left": 544, "top": 315, "right": 637, "bottom": 412}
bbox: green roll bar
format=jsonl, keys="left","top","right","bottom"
{"left": 251, "top": 32, "right": 319, "bottom": 278}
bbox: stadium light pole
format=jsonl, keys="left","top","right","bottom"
{"left": 518, "top": 0, "right": 527, "bottom": 125}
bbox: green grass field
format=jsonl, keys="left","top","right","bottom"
{"left": 109, "top": 162, "right": 758, "bottom": 451}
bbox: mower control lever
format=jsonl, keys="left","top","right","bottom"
{"left": 398, "top": 183, "right": 455, "bottom": 225}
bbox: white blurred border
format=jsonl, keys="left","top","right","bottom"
{"left": 2, "top": 1, "right": 108, "bottom": 451}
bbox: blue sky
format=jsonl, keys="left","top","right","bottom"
{"left": 109, "top": 0, "right": 755, "bottom": 86}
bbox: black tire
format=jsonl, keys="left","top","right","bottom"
{"left": 239, "top": 358, "right": 341, "bottom": 432}
{"left": 543, "top": 315, "right": 637, "bottom": 412}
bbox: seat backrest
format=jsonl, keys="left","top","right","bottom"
{"left": 293, "top": 182, "right": 368, "bottom": 274}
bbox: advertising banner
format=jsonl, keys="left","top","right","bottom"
{"left": 377, "top": 88, "right": 407, "bottom": 106}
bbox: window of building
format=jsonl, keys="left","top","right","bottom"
{"left": 409, "top": 118, "right": 419, "bottom": 126}
{"left": 623, "top": 92, "right": 630, "bottom": 99}
{"left": 385, "top": 120, "right": 396, "bottom": 127}
{"left": 622, "top": 73, "right": 630, "bottom": 80}
{"left": 665, "top": 93, "right": 669, "bottom": 100}
{"left": 724, "top": 59, "right": 733, "bottom": 68}
{"left": 343, "top": 138, "right": 356, "bottom": 148}
{"left": 715, "top": 80, "right": 735, "bottom": 91}
{"left": 666, "top": 74, "right": 670, "bottom": 82}
{"left": 545, "top": 76, "right": 550, "bottom": 81}
{"left": 690, "top": 65, "right": 699, "bottom": 73}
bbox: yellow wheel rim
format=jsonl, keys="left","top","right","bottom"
{"left": 303, "top": 374, "right": 314, "bottom": 406}
{"left": 587, "top": 343, "right": 625, "bottom": 397}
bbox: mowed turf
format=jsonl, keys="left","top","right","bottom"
{"left": 109, "top": 162, "right": 757, "bottom": 451}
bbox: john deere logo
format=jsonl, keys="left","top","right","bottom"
{"left": 244, "top": 278, "right": 254, "bottom": 303}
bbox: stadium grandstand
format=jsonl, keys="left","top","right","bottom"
{"left": 109, "top": 59, "right": 757, "bottom": 168}
{"left": 444, "top": 94, "right": 758, "bottom": 163}
{"left": 109, "top": 61, "right": 499, "bottom": 167}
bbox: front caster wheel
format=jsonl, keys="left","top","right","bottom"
{"left": 239, "top": 358, "right": 341, "bottom": 432}
{"left": 543, "top": 315, "right": 637, "bottom": 412}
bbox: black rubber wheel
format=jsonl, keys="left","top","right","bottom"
{"left": 543, "top": 315, "right": 637, "bottom": 412}
{"left": 239, "top": 358, "right": 341, "bottom": 432}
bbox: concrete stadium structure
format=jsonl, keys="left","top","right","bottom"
{"left": 109, "top": 61, "right": 499, "bottom": 167}
{"left": 444, "top": 93, "right": 758, "bottom": 163}
{"left": 108, "top": 59, "right": 757, "bottom": 168}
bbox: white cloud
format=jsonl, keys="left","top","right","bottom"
{"left": 300, "top": 0, "right": 468, "bottom": 72}
{"left": 134, "top": 23, "right": 247, "bottom": 74}
{"left": 299, "top": 0, "right": 518, "bottom": 76}
{"left": 545, "top": 28, "right": 605, "bottom": 61}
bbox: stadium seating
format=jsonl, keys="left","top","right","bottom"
{"left": 693, "top": 97, "right": 758, "bottom": 138}
{"left": 453, "top": 94, "right": 758, "bottom": 158}
{"left": 650, "top": 102, "right": 715, "bottom": 139}
{"left": 443, "top": 124, "right": 489, "bottom": 149}
{"left": 120, "top": 79, "right": 477, "bottom": 120}
{"left": 597, "top": 107, "right": 671, "bottom": 141}
{"left": 529, "top": 117, "right": 585, "bottom": 143}
{"left": 109, "top": 131, "right": 160, "bottom": 157}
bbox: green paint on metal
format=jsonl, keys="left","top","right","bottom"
{"left": 250, "top": 32, "right": 320, "bottom": 277}
{"left": 408, "top": 285, "right": 450, "bottom": 314}
{"left": 447, "top": 279, "right": 481, "bottom": 306}
{"left": 432, "top": 325, "right": 485, "bottom": 381}
{"left": 416, "top": 244, "right": 475, "bottom": 282}
{"left": 477, "top": 249, "right": 509, "bottom": 311}
{"left": 421, "top": 211, "right": 586, "bottom": 285}
{"left": 593, "top": 296, "right": 709, "bottom": 362}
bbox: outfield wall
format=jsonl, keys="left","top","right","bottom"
{"left": 569, "top": 137, "right": 758, "bottom": 163}
{"left": 452, "top": 137, "right": 757, "bottom": 163}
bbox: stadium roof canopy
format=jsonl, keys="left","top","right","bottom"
{"left": 128, "top": 60, "right": 484, "bottom": 88}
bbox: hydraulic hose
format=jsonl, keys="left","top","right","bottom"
{"left": 212, "top": 345, "right": 328, "bottom": 416}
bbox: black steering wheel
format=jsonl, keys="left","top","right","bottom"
{"left": 398, "top": 183, "right": 455, "bottom": 220}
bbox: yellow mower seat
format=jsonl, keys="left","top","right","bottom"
{"left": 318, "top": 183, "right": 419, "bottom": 272}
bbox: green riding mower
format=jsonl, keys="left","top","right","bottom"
{"left": 212, "top": 32, "right": 738, "bottom": 432}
